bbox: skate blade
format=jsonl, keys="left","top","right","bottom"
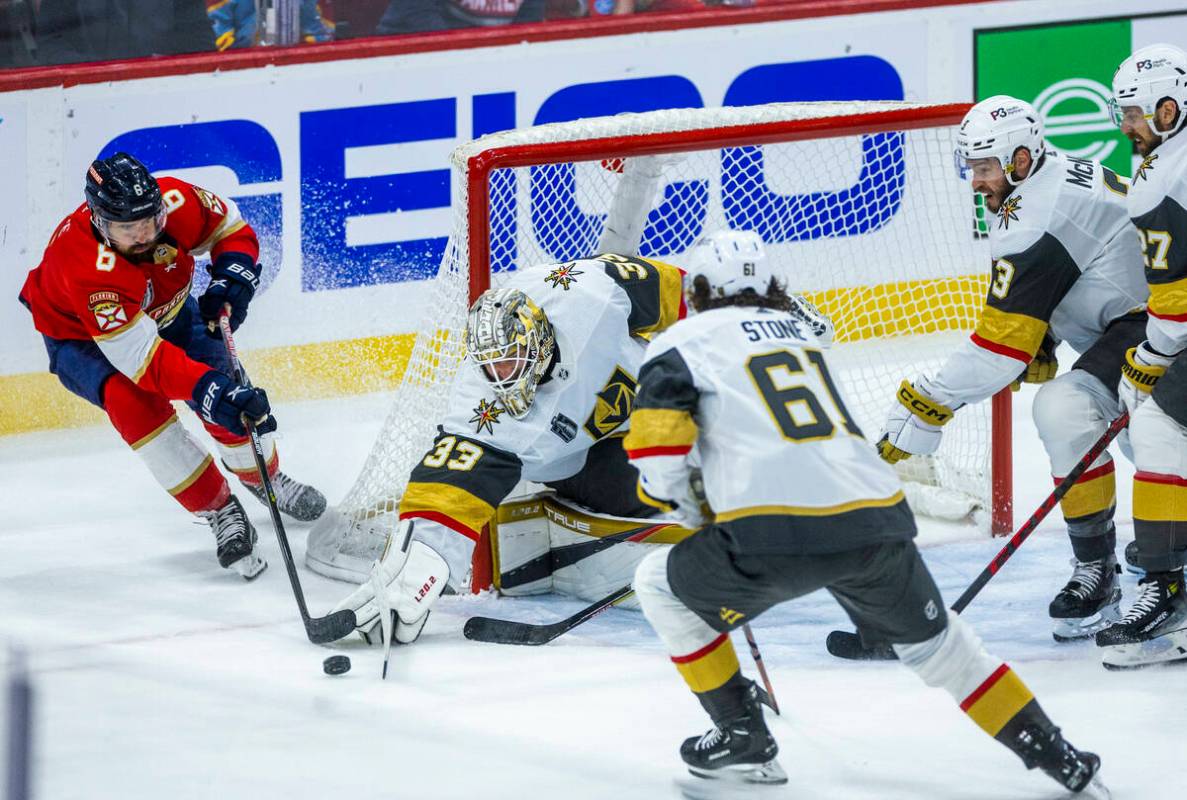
{"left": 1101, "top": 626, "right": 1187, "bottom": 670}
{"left": 1072, "top": 774, "right": 1112, "bottom": 800}
{"left": 687, "top": 759, "right": 788, "bottom": 785}
{"left": 1051, "top": 603, "right": 1121, "bottom": 642}
{"left": 676, "top": 762, "right": 790, "bottom": 800}
{"left": 233, "top": 553, "right": 268, "bottom": 581}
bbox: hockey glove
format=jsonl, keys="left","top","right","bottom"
{"left": 877, "top": 379, "right": 956, "bottom": 464}
{"left": 1011, "top": 336, "right": 1059, "bottom": 391}
{"left": 788, "top": 294, "right": 835, "bottom": 347}
{"left": 332, "top": 527, "right": 450, "bottom": 645}
{"left": 199, "top": 252, "right": 260, "bottom": 337}
{"left": 1119, "top": 342, "right": 1174, "bottom": 416}
{"left": 193, "top": 370, "right": 277, "bottom": 437}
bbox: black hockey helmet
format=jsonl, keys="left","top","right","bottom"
{"left": 85, "top": 153, "right": 165, "bottom": 241}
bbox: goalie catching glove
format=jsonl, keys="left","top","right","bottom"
{"left": 1118, "top": 342, "right": 1174, "bottom": 416}
{"left": 877, "top": 379, "right": 957, "bottom": 464}
{"left": 331, "top": 520, "right": 450, "bottom": 645}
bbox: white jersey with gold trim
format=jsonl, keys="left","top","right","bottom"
{"left": 625, "top": 306, "right": 911, "bottom": 552}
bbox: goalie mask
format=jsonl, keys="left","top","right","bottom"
{"left": 685, "top": 230, "right": 771, "bottom": 305}
{"left": 466, "top": 287, "right": 556, "bottom": 419}
{"left": 953, "top": 96, "right": 1046, "bottom": 187}
{"left": 1110, "top": 43, "right": 1187, "bottom": 141}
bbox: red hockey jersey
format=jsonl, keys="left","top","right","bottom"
{"left": 20, "top": 177, "right": 260, "bottom": 401}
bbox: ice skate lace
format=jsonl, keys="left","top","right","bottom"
{"left": 269, "top": 473, "right": 308, "bottom": 507}
{"left": 1062, "top": 559, "right": 1106, "bottom": 600}
{"left": 694, "top": 727, "right": 725, "bottom": 751}
{"left": 1121, "top": 580, "right": 1162, "bottom": 623}
{"left": 204, "top": 504, "right": 247, "bottom": 547}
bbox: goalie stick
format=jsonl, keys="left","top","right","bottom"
{"left": 826, "top": 413, "right": 1130, "bottom": 662}
{"left": 463, "top": 584, "right": 636, "bottom": 646}
{"left": 218, "top": 309, "right": 357, "bottom": 645}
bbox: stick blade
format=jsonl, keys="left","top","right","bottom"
{"left": 825, "top": 630, "right": 898, "bottom": 661}
{"left": 305, "top": 609, "right": 358, "bottom": 645}
{"left": 463, "top": 615, "right": 556, "bottom": 646}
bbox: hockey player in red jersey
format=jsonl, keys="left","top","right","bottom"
{"left": 18, "top": 152, "right": 326, "bottom": 578}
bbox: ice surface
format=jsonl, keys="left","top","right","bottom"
{"left": 1, "top": 387, "right": 1183, "bottom": 800}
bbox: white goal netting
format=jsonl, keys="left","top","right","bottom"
{"left": 314, "top": 101, "right": 1002, "bottom": 584}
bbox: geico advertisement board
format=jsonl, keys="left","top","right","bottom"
{"left": 3, "top": 17, "right": 932, "bottom": 378}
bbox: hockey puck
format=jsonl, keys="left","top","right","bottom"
{"left": 323, "top": 655, "right": 351, "bottom": 675}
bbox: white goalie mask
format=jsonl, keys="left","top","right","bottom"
{"left": 685, "top": 230, "right": 772, "bottom": 305}
{"left": 466, "top": 287, "right": 556, "bottom": 419}
{"left": 953, "top": 96, "right": 1046, "bottom": 186}
{"left": 1110, "top": 43, "right": 1187, "bottom": 141}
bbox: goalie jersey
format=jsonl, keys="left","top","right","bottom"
{"left": 1129, "top": 132, "right": 1187, "bottom": 355}
{"left": 927, "top": 150, "right": 1146, "bottom": 407}
{"left": 398, "top": 254, "right": 685, "bottom": 579}
{"left": 624, "top": 306, "right": 915, "bottom": 554}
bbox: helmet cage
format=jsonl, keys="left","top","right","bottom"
{"left": 466, "top": 290, "right": 556, "bottom": 419}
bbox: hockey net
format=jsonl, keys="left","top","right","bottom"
{"left": 322, "top": 101, "right": 1012, "bottom": 590}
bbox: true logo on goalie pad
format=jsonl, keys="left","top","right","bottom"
{"left": 583, "top": 366, "right": 636, "bottom": 440}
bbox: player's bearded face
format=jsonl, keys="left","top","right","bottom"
{"left": 105, "top": 211, "right": 165, "bottom": 257}
{"left": 966, "top": 158, "right": 1010, "bottom": 213}
{"left": 1117, "top": 106, "right": 1160, "bottom": 156}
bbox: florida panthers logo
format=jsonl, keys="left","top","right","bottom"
{"left": 469, "top": 398, "right": 505, "bottom": 435}
{"left": 1136, "top": 154, "right": 1158, "bottom": 182}
{"left": 997, "top": 195, "right": 1022, "bottom": 229}
{"left": 545, "top": 263, "right": 583, "bottom": 291}
{"left": 584, "top": 366, "right": 636, "bottom": 440}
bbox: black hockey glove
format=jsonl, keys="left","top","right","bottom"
{"left": 193, "top": 370, "right": 276, "bottom": 437}
{"left": 199, "top": 252, "right": 260, "bottom": 338}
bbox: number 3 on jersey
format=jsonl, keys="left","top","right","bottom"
{"left": 746, "top": 350, "right": 863, "bottom": 441}
{"left": 422, "top": 436, "right": 484, "bottom": 471}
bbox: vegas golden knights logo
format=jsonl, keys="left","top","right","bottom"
{"left": 997, "top": 195, "right": 1021, "bottom": 229}
{"left": 1136, "top": 154, "right": 1158, "bottom": 182}
{"left": 583, "top": 366, "right": 636, "bottom": 440}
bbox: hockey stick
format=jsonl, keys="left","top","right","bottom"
{"left": 742, "top": 624, "right": 780, "bottom": 715}
{"left": 218, "top": 309, "right": 357, "bottom": 645}
{"left": 463, "top": 584, "right": 635, "bottom": 645}
{"left": 826, "top": 412, "right": 1130, "bottom": 662}
{"left": 499, "top": 521, "right": 674, "bottom": 591}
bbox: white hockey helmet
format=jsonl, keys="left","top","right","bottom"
{"left": 466, "top": 287, "right": 556, "bottom": 419}
{"left": 685, "top": 230, "right": 771, "bottom": 304}
{"left": 954, "top": 95, "right": 1046, "bottom": 186}
{"left": 1110, "top": 43, "right": 1187, "bottom": 140}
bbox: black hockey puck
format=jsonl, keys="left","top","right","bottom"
{"left": 323, "top": 655, "right": 351, "bottom": 675}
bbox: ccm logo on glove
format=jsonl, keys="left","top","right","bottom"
{"left": 898, "top": 383, "right": 953, "bottom": 424}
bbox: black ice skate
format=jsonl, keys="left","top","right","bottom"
{"left": 680, "top": 684, "right": 786, "bottom": 785}
{"left": 241, "top": 471, "right": 327, "bottom": 522}
{"left": 202, "top": 495, "right": 267, "bottom": 580}
{"left": 1010, "top": 722, "right": 1103, "bottom": 795}
{"left": 1049, "top": 556, "right": 1121, "bottom": 642}
{"left": 1096, "top": 571, "right": 1187, "bottom": 669}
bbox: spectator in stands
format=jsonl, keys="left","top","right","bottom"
{"left": 206, "top": 0, "right": 333, "bottom": 50}
{"left": 0, "top": 0, "right": 38, "bottom": 66}
{"left": 375, "top": 0, "right": 543, "bottom": 35}
{"left": 36, "top": 0, "right": 215, "bottom": 64}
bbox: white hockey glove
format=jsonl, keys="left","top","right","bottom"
{"left": 788, "top": 294, "right": 835, "bottom": 347}
{"left": 331, "top": 528, "right": 450, "bottom": 645}
{"left": 1119, "top": 342, "right": 1173, "bottom": 416}
{"left": 877, "top": 379, "right": 956, "bottom": 464}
